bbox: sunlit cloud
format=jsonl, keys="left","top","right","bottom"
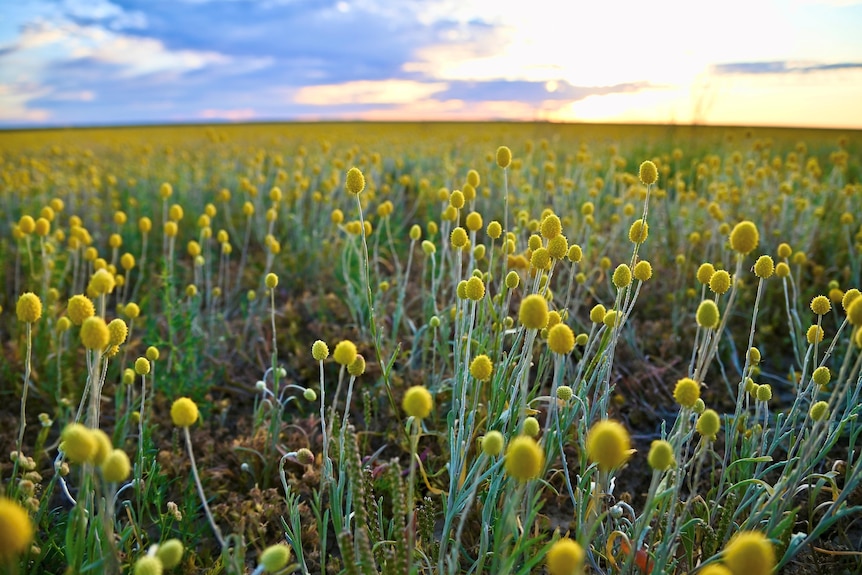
{"left": 0, "top": 0, "right": 860, "bottom": 126}
{"left": 294, "top": 79, "right": 449, "bottom": 106}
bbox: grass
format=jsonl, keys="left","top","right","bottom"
{"left": 0, "top": 121, "right": 860, "bottom": 575}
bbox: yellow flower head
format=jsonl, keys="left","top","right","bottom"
{"left": 647, "top": 439, "right": 675, "bottom": 471}
{"left": 633, "top": 260, "right": 653, "bottom": 281}
{"left": 809, "top": 400, "right": 829, "bottom": 421}
{"left": 16, "top": 292, "right": 42, "bottom": 323}
{"left": 333, "top": 340, "right": 358, "bottom": 366}
{"left": 709, "top": 270, "right": 731, "bottom": 295}
{"left": 612, "top": 264, "right": 632, "bottom": 289}
{"left": 135, "top": 357, "right": 151, "bottom": 375}
{"left": 639, "top": 160, "right": 659, "bottom": 185}
{"left": 812, "top": 366, "right": 830, "bottom": 387}
{"left": 171, "top": 397, "right": 199, "bottom": 427}
{"left": 586, "top": 419, "right": 632, "bottom": 471}
{"left": 628, "top": 219, "right": 649, "bottom": 244}
{"left": 107, "top": 318, "right": 128, "bottom": 346}
{"left": 541, "top": 214, "right": 562, "bottom": 239}
{"left": 345, "top": 167, "right": 365, "bottom": 195}
{"left": 548, "top": 323, "right": 575, "bottom": 355}
{"left": 481, "top": 431, "right": 504, "bottom": 456}
{"left": 495, "top": 145, "right": 513, "bottom": 169}
{"left": 312, "top": 340, "right": 329, "bottom": 361}
{"left": 88, "top": 268, "right": 116, "bottom": 295}
{"left": 723, "top": 531, "right": 775, "bottom": 575}
{"left": 696, "top": 408, "right": 721, "bottom": 440}
{"left": 504, "top": 435, "right": 545, "bottom": 481}
{"left": 260, "top": 544, "right": 292, "bottom": 573}
{"left": 0, "top": 497, "right": 35, "bottom": 561}
{"left": 753, "top": 255, "right": 774, "bottom": 279}
{"left": 102, "top": 449, "right": 131, "bottom": 482}
{"left": 673, "top": 377, "right": 701, "bottom": 408}
{"left": 546, "top": 538, "right": 585, "bottom": 575}
{"left": 470, "top": 354, "right": 493, "bottom": 381}
{"left": 347, "top": 354, "right": 366, "bottom": 377}
{"left": 155, "top": 539, "right": 185, "bottom": 569}
{"left": 134, "top": 556, "right": 163, "bottom": 575}
{"left": 450, "top": 226, "right": 468, "bottom": 248}
{"left": 61, "top": 423, "right": 97, "bottom": 464}
{"left": 729, "top": 221, "right": 759, "bottom": 254}
{"left": 402, "top": 385, "right": 433, "bottom": 419}
{"left": 696, "top": 300, "right": 720, "bottom": 329}
{"left": 80, "top": 316, "right": 110, "bottom": 350}
{"left": 519, "top": 294, "right": 549, "bottom": 330}
{"left": 697, "top": 263, "right": 716, "bottom": 285}
{"left": 465, "top": 276, "right": 485, "bottom": 301}
{"left": 810, "top": 295, "right": 831, "bottom": 316}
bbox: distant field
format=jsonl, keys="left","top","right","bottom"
{"left": 1, "top": 122, "right": 860, "bottom": 575}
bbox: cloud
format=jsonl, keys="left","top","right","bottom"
{"left": 294, "top": 79, "right": 449, "bottom": 106}
{"left": 199, "top": 108, "right": 257, "bottom": 121}
{"left": 713, "top": 60, "right": 862, "bottom": 75}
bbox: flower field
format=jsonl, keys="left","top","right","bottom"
{"left": 0, "top": 122, "right": 860, "bottom": 574}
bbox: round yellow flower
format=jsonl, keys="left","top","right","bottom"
{"left": 546, "top": 537, "right": 585, "bottom": 575}
{"left": 696, "top": 300, "right": 720, "bottom": 329}
{"left": 696, "top": 409, "right": 721, "bottom": 440}
{"left": 171, "top": 397, "right": 199, "bottom": 427}
{"left": 810, "top": 295, "right": 831, "bottom": 316}
{"left": 333, "top": 340, "right": 358, "bottom": 366}
{"left": 312, "top": 340, "right": 329, "bottom": 361}
{"left": 523, "top": 416, "right": 540, "bottom": 437}
{"left": 628, "top": 219, "right": 649, "bottom": 244}
{"left": 723, "top": 531, "right": 775, "bottom": 575}
{"left": 465, "top": 276, "right": 485, "bottom": 301}
{"left": 612, "top": 264, "right": 632, "bottom": 289}
{"left": 504, "top": 435, "right": 545, "bottom": 481}
{"left": 402, "top": 385, "right": 433, "bottom": 419}
{"left": 345, "top": 167, "right": 365, "bottom": 195}
{"left": 80, "top": 316, "right": 110, "bottom": 350}
{"left": 260, "top": 543, "right": 292, "bottom": 573}
{"left": 450, "top": 226, "right": 468, "bottom": 248}
{"left": 633, "top": 260, "right": 652, "bottom": 281}
{"left": 673, "top": 377, "right": 701, "bottom": 408}
{"left": 729, "top": 221, "right": 759, "bottom": 255}
{"left": 88, "top": 268, "right": 116, "bottom": 295}
{"left": 135, "top": 357, "right": 150, "bottom": 375}
{"left": 697, "top": 263, "right": 716, "bottom": 285}
{"left": 102, "top": 449, "right": 131, "bottom": 482}
{"left": 470, "top": 355, "right": 493, "bottom": 381}
{"left": 519, "top": 294, "right": 548, "bottom": 330}
{"left": 541, "top": 214, "right": 562, "bottom": 239}
{"left": 265, "top": 273, "right": 278, "bottom": 289}
{"left": 812, "top": 366, "right": 830, "bottom": 387}
{"left": 155, "top": 539, "right": 185, "bottom": 569}
{"left": 61, "top": 423, "right": 97, "bottom": 464}
{"left": 753, "top": 255, "right": 774, "bottom": 279}
{"left": 639, "top": 160, "right": 659, "bottom": 185}
{"left": 481, "top": 431, "right": 504, "bottom": 456}
{"left": 134, "top": 556, "right": 163, "bottom": 575}
{"left": 548, "top": 323, "right": 575, "bottom": 355}
{"left": 16, "top": 292, "right": 42, "bottom": 323}
{"left": 107, "top": 318, "right": 128, "bottom": 346}
{"left": 648, "top": 439, "right": 675, "bottom": 471}
{"left": 347, "top": 354, "right": 366, "bottom": 377}
{"left": 0, "top": 497, "right": 35, "bottom": 561}
{"left": 496, "top": 146, "right": 512, "bottom": 168}
{"left": 709, "top": 270, "right": 731, "bottom": 295}
{"left": 586, "top": 419, "right": 632, "bottom": 471}
{"left": 809, "top": 400, "right": 829, "bottom": 422}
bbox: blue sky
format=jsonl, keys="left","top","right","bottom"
{"left": 2, "top": 0, "right": 862, "bottom": 127}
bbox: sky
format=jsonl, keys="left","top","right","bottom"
{"left": 1, "top": 0, "right": 862, "bottom": 128}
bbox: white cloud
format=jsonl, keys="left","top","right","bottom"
{"left": 293, "top": 79, "right": 449, "bottom": 105}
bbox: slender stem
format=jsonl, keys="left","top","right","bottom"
{"left": 183, "top": 426, "right": 225, "bottom": 548}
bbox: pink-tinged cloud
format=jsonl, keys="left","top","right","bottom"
{"left": 297, "top": 98, "right": 541, "bottom": 122}
{"left": 293, "top": 80, "right": 449, "bottom": 106}
{"left": 199, "top": 108, "right": 256, "bottom": 121}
